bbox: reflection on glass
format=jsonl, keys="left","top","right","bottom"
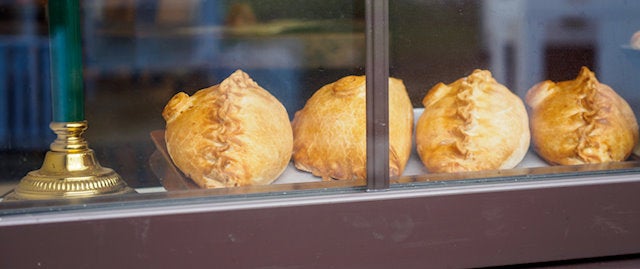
{"left": 1, "top": 0, "right": 366, "bottom": 202}
{"left": 390, "top": 0, "right": 640, "bottom": 181}
{"left": 2, "top": 0, "right": 640, "bottom": 209}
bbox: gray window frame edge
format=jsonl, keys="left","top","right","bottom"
{"left": 1, "top": 173, "right": 640, "bottom": 268}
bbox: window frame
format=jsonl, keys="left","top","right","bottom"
{"left": 1, "top": 1, "right": 640, "bottom": 267}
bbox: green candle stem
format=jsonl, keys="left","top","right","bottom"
{"left": 49, "top": 0, "right": 84, "bottom": 122}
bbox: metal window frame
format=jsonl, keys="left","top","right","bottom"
{"left": 1, "top": 1, "right": 640, "bottom": 268}
{"left": 1, "top": 173, "right": 640, "bottom": 268}
{"left": 366, "top": 0, "right": 390, "bottom": 190}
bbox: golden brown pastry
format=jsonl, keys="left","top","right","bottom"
{"left": 291, "top": 75, "right": 413, "bottom": 180}
{"left": 526, "top": 66, "right": 638, "bottom": 165}
{"left": 416, "top": 69, "right": 530, "bottom": 173}
{"left": 162, "top": 70, "right": 293, "bottom": 188}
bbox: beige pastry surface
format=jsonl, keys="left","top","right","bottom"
{"left": 291, "top": 75, "right": 413, "bottom": 180}
{"left": 526, "top": 66, "right": 638, "bottom": 165}
{"left": 162, "top": 70, "right": 293, "bottom": 188}
{"left": 416, "top": 69, "right": 530, "bottom": 173}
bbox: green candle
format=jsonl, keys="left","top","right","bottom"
{"left": 48, "top": 0, "right": 84, "bottom": 122}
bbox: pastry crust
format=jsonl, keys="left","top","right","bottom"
{"left": 416, "top": 69, "right": 530, "bottom": 173}
{"left": 526, "top": 66, "right": 638, "bottom": 165}
{"left": 162, "top": 70, "right": 293, "bottom": 188}
{"left": 291, "top": 75, "right": 413, "bottom": 180}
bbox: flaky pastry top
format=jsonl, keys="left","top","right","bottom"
{"left": 291, "top": 75, "right": 413, "bottom": 180}
{"left": 162, "top": 70, "right": 292, "bottom": 188}
{"left": 526, "top": 66, "right": 638, "bottom": 165}
{"left": 416, "top": 69, "right": 530, "bottom": 173}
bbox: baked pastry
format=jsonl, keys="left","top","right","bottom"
{"left": 416, "top": 69, "right": 530, "bottom": 173}
{"left": 162, "top": 70, "right": 293, "bottom": 188}
{"left": 526, "top": 66, "right": 638, "bottom": 165}
{"left": 291, "top": 75, "right": 413, "bottom": 180}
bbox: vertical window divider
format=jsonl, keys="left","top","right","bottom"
{"left": 365, "top": 0, "right": 390, "bottom": 191}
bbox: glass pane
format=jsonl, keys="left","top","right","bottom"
{"left": 390, "top": 0, "right": 640, "bottom": 184}
{"left": 0, "top": 0, "right": 367, "bottom": 210}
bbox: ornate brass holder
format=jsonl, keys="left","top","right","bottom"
{"left": 6, "top": 121, "right": 134, "bottom": 200}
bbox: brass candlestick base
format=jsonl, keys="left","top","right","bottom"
{"left": 8, "top": 121, "right": 134, "bottom": 200}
